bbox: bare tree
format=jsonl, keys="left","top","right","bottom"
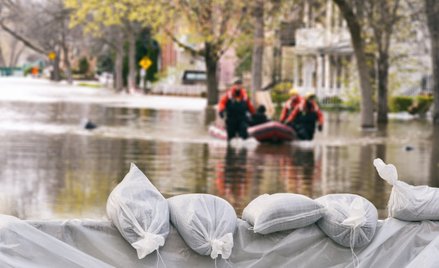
{"left": 8, "top": 39, "right": 25, "bottom": 66}
{"left": 0, "top": 0, "right": 46, "bottom": 54}
{"left": 0, "top": 0, "right": 81, "bottom": 82}
{"left": 0, "top": 30, "right": 27, "bottom": 67}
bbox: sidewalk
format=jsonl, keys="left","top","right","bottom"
{"left": 0, "top": 77, "right": 207, "bottom": 111}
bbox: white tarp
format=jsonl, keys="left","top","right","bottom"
{"left": 0, "top": 214, "right": 438, "bottom": 267}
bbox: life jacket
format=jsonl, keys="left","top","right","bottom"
{"left": 218, "top": 86, "right": 255, "bottom": 116}
{"left": 286, "top": 99, "right": 324, "bottom": 125}
{"left": 285, "top": 96, "right": 303, "bottom": 110}
{"left": 226, "top": 85, "right": 250, "bottom": 101}
{"left": 280, "top": 96, "right": 304, "bottom": 122}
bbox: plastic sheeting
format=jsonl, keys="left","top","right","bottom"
{"left": 0, "top": 214, "right": 436, "bottom": 267}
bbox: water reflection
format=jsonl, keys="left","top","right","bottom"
{"left": 0, "top": 97, "right": 438, "bottom": 220}
{"left": 252, "top": 144, "right": 321, "bottom": 197}
{"left": 214, "top": 146, "right": 249, "bottom": 213}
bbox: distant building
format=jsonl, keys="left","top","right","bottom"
{"left": 290, "top": 0, "right": 353, "bottom": 98}
{"left": 282, "top": 0, "right": 432, "bottom": 99}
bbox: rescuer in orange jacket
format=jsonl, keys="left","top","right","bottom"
{"left": 218, "top": 80, "right": 256, "bottom": 141}
{"left": 285, "top": 92, "right": 323, "bottom": 140}
{"left": 280, "top": 88, "right": 304, "bottom": 123}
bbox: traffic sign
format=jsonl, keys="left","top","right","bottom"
{"left": 139, "top": 57, "right": 152, "bottom": 70}
{"left": 48, "top": 51, "right": 56, "bottom": 61}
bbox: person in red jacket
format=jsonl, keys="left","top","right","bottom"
{"left": 218, "top": 80, "right": 256, "bottom": 141}
{"left": 285, "top": 92, "right": 323, "bottom": 140}
{"left": 280, "top": 88, "right": 304, "bottom": 123}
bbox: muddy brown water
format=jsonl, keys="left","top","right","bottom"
{"left": 0, "top": 100, "right": 438, "bottom": 220}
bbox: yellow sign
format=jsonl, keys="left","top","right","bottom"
{"left": 139, "top": 57, "right": 152, "bottom": 70}
{"left": 48, "top": 51, "right": 56, "bottom": 61}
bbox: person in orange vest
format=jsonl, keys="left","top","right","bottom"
{"left": 285, "top": 92, "right": 323, "bottom": 140}
{"left": 31, "top": 66, "right": 39, "bottom": 77}
{"left": 280, "top": 88, "right": 304, "bottom": 123}
{"left": 218, "top": 79, "right": 256, "bottom": 141}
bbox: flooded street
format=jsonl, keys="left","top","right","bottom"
{"left": 0, "top": 78, "right": 438, "bottom": 220}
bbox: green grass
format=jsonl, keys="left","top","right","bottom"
{"left": 77, "top": 82, "right": 102, "bottom": 89}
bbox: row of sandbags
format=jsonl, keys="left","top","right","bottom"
{"left": 106, "top": 159, "right": 439, "bottom": 261}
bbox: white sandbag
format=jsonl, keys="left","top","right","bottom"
{"left": 242, "top": 193, "right": 325, "bottom": 234}
{"left": 316, "top": 194, "right": 378, "bottom": 248}
{"left": 106, "top": 163, "right": 169, "bottom": 259}
{"left": 374, "top": 158, "right": 439, "bottom": 221}
{"left": 168, "top": 194, "right": 237, "bottom": 259}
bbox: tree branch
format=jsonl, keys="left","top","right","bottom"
{"left": 218, "top": 7, "right": 247, "bottom": 57}
{"left": 0, "top": 20, "right": 46, "bottom": 54}
{"left": 163, "top": 27, "right": 203, "bottom": 56}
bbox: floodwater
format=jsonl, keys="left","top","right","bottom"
{"left": 0, "top": 78, "right": 438, "bottom": 220}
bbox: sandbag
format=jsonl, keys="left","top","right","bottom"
{"left": 316, "top": 194, "right": 378, "bottom": 248}
{"left": 106, "top": 163, "right": 169, "bottom": 259}
{"left": 242, "top": 193, "right": 325, "bottom": 234}
{"left": 168, "top": 194, "right": 237, "bottom": 259}
{"left": 374, "top": 158, "right": 439, "bottom": 221}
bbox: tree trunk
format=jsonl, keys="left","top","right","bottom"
{"left": 251, "top": 0, "right": 264, "bottom": 103}
{"left": 8, "top": 39, "right": 18, "bottom": 67}
{"left": 60, "top": 21, "right": 73, "bottom": 84}
{"left": 377, "top": 53, "right": 389, "bottom": 123}
{"left": 52, "top": 49, "right": 61, "bottom": 81}
{"left": 334, "top": 0, "right": 375, "bottom": 128}
{"left": 114, "top": 43, "right": 124, "bottom": 92}
{"left": 62, "top": 44, "right": 73, "bottom": 85}
{"left": 205, "top": 42, "right": 219, "bottom": 105}
{"left": 430, "top": 126, "right": 439, "bottom": 186}
{"left": 370, "top": 0, "right": 400, "bottom": 125}
{"left": 425, "top": 0, "right": 439, "bottom": 125}
{"left": 272, "top": 30, "right": 282, "bottom": 84}
{"left": 10, "top": 46, "right": 25, "bottom": 67}
{"left": 128, "top": 31, "right": 137, "bottom": 92}
{"left": 0, "top": 46, "right": 5, "bottom": 66}
{"left": 352, "top": 41, "right": 375, "bottom": 128}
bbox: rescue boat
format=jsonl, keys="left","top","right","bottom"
{"left": 208, "top": 121, "right": 296, "bottom": 143}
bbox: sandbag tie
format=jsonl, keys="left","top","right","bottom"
{"left": 373, "top": 158, "right": 398, "bottom": 185}
{"left": 341, "top": 198, "right": 366, "bottom": 228}
{"left": 132, "top": 231, "right": 165, "bottom": 259}
{"left": 210, "top": 233, "right": 234, "bottom": 259}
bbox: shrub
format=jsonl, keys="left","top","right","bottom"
{"left": 320, "top": 96, "right": 356, "bottom": 111}
{"left": 389, "top": 96, "right": 413, "bottom": 113}
{"left": 341, "top": 86, "right": 361, "bottom": 111}
{"left": 408, "top": 95, "right": 434, "bottom": 115}
{"left": 23, "top": 66, "right": 33, "bottom": 76}
{"left": 271, "top": 82, "right": 292, "bottom": 108}
{"left": 321, "top": 96, "right": 343, "bottom": 105}
{"left": 78, "top": 57, "right": 90, "bottom": 75}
